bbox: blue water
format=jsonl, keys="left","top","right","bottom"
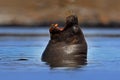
{"left": 0, "top": 27, "right": 120, "bottom": 80}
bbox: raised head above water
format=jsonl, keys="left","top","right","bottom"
{"left": 41, "top": 15, "right": 87, "bottom": 68}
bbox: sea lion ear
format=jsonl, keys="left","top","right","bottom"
{"left": 72, "top": 25, "right": 79, "bottom": 33}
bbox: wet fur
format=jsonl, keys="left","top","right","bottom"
{"left": 41, "top": 15, "right": 87, "bottom": 68}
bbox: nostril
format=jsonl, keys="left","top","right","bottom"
{"left": 54, "top": 24, "right": 58, "bottom": 27}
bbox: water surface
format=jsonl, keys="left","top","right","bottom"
{"left": 0, "top": 27, "right": 120, "bottom": 80}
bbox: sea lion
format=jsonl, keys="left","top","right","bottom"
{"left": 41, "top": 15, "right": 87, "bottom": 68}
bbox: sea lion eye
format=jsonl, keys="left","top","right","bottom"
{"left": 73, "top": 26, "right": 79, "bottom": 33}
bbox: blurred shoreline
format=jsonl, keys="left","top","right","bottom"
{"left": 0, "top": 0, "right": 120, "bottom": 28}
{"left": 0, "top": 22, "right": 119, "bottom": 28}
{"left": 0, "top": 27, "right": 120, "bottom": 37}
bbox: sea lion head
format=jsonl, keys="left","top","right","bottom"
{"left": 50, "top": 15, "right": 78, "bottom": 33}
{"left": 49, "top": 15, "right": 86, "bottom": 45}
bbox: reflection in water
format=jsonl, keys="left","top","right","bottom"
{"left": 16, "top": 58, "right": 29, "bottom": 61}
{"left": 43, "top": 54, "right": 87, "bottom": 68}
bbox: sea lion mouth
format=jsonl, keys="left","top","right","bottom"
{"left": 49, "top": 24, "right": 64, "bottom": 33}
{"left": 49, "top": 15, "right": 78, "bottom": 33}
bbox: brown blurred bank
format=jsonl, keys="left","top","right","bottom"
{"left": 0, "top": 0, "right": 120, "bottom": 27}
